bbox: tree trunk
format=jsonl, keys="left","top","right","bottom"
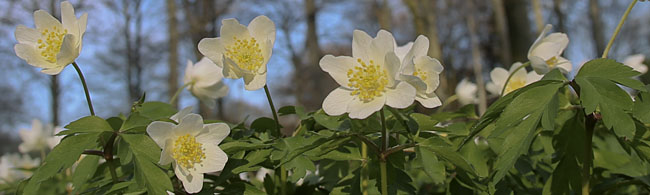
{"left": 167, "top": 0, "right": 179, "bottom": 108}
{"left": 532, "top": 0, "right": 544, "bottom": 33}
{"left": 491, "top": 0, "right": 513, "bottom": 66}
{"left": 553, "top": 0, "right": 566, "bottom": 34}
{"left": 466, "top": 2, "right": 487, "bottom": 115}
{"left": 589, "top": 0, "right": 606, "bottom": 56}
{"left": 504, "top": 0, "right": 533, "bottom": 62}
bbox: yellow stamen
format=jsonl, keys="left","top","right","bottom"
{"left": 37, "top": 26, "right": 67, "bottom": 63}
{"left": 546, "top": 56, "right": 558, "bottom": 68}
{"left": 347, "top": 58, "right": 389, "bottom": 102}
{"left": 225, "top": 37, "right": 264, "bottom": 72}
{"left": 413, "top": 68, "right": 428, "bottom": 81}
{"left": 172, "top": 134, "right": 206, "bottom": 169}
{"left": 504, "top": 79, "right": 526, "bottom": 95}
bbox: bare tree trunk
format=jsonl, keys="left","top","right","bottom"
{"left": 491, "top": 0, "right": 513, "bottom": 66}
{"left": 403, "top": 0, "right": 448, "bottom": 99}
{"left": 504, "top": 0, "right": 532, "bottom": 62}
{"left": 589, "top": 0, "right": 606, "bottom": 56}
{"left": 303, "top": 0, "right": 325, "bottom": 110}
{"left": 375, "top": 0, "right": 392, "bottom": 30}
{"left": 532, "top": 0, "right": 544, "bottom": 33}
{"left": 466, "top": 2, "right": 487, "bottom": 115}
{"left": 167, "top": 0, "right": 179, "bottom": 108}
{"left": 553, "top": 0, "right": 566, "bottom": 33}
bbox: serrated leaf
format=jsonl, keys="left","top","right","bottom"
{"left": 250, "top": 117, "right": 279, "bottom": 135}
{"left": 120, "top": 134, "right": 172, "bottom": 194}
{"left": 120, "top": 113, "right": 151, "bottom": 132}
{"left": 313, "top": 111, "right": 344, "bottom": 130}
{"left": 634, "top": 86, "right": 650, "bottom": 124}
{"left": 418, "top": 137, "right": 476, "bottom": 176}
{"left": 232, "top": 149, "right": 272, "bottom": 173}
{"left": 72, "top": 155, "right": 101, "bottom": 194}
{"left": 58, "top": 116, "right": 114, "bottom": 135}
{"left": 416, "top": 146, "right": 445, "bottom": 184}
{"left": 544, "top": 111, "right": 585, "bottom": 194}
{"left": 576, "top": 58, "right": 645, "bottom": 91}
{"left": 135, "top": 101, "right": 177, "bottom": 120}
{"left": 25, "top": 133, "right": 100, "bottom": 194}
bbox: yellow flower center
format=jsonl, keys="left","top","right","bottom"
{"left": 172, "top": 134, "right": 206, "bottom": 169}
{"left": 546, "top": 56, "right": 558, "bottom": 68}
{"left": 504, "top": 79, "right": 526, "bottom": 95}
{"left": 413, "top": 68, "right": 428, "bottom": 81}
{"left": 37, "top": 26, "right": 67, "bottom": 63}
{"left": 347, "top": 58, "right": 389, "bottom": 102}
{"left": 225, "top": 37, "right": 264, "bottom": 72}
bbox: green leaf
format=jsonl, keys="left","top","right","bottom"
{"left": 72, "top": 155, "right": 101, "bottom": 194}
{"left": 575, "top": 76, "right": 635, "bottom": 138}
{"left": 410, "top": 113, "right": 437, "bottom": 131}
{"left": 278, "top": 106, "right": 296, "bottom": 116}
{"left": 286, "top": 155, "right": 316, "bottom": 183}
{"left": 488, "top": 81, "right": 565, "bottom": 183}
{"left": 576, "top": 58, "right": 645, "bottom": 91}
{"left": 416, "top": 146, "right": 446, "bottom": 184}
{"left": 250, "top": 117, "right": 279, "bottom": 135}
{"left": 313, "top": 110, "right": 344, "bottom": 130}
{"left": 220, "top": 140, "right": 271, "bottom": 155}
{"left": 232, "top": 149, "right": 272, "bottom": 173}
{"left": 58, "top": 116, "right": 114, "bottom": 135}
{"left": 120, "top": 134, "right": 173, "bottom": 194}
{"left": 25, "top": 133, "right": 100, "bottom": 193}
{"left": 544, "top": 111, "right": 585, "bottom": 194}
{"left": 135, "top": 101, "right": 177, "bottom": 120}
{"left": 417, "top": 137, "right": 476, "bottom": 176}
{"left": 634, "top": 85, "right": 650, "bottom": 124}
{"left": 120, "top": 112, "right": 152, "bottom": 132}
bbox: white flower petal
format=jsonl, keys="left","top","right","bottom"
{"left": 322, "top": 87, "right": 354, "bottom": 116}
{"left": 319, "top": 55, "right": 356, "bottom": 87}
{"left": 174, "top": 114, "right": 204, "bottom": 137}
{"left": 248, "top": 15, "right": 276, "bottom": 46}
{"left": 352, "top": 30, "right": 372, "bottom": 61}
{"left": 33, "top": 10, "right": 60, "bottom": 30}
{"left": 174, "top": 164, "right": 204, "bottom": 193}
{"left": 347, "top": 95, "right": 386, "bottom": 119}
{"left": 55, "top": 34, "right": 78, "bottom": 66}
{"left": 489, "top": 68, "right": 508, "bottom": 90}
{"left": 370, "top": 30, "right": 395, "bottom": 66}
{"left": 193, "top": 144, "right": 227, "bottom": 174}
{"left": 485, "top": 82, "right": 501, "bottom": 95}
{"left": 385, "top": 82, "right": 416, "bottom": 109}
{"left": 456, "top": 79, "right": 478, "bottom": 105}
{"left": 79, "top": 13, "right": 88, "bottom": 37}
{"left": 416, "top": 95, "right": 442, "bottom": 108}
{"left": 15, "top": 25, "right": 40, "bottom": 44}
{"left": 243, "top": 72, "right": 266, "bottom": 91}
{"left": 529, "top": 56, "right": 550, "bottom": 74}
{"left": 197, "top": 38, "right": 226, "bottom": 68}
{"left": 14, "top": 44, "right": 53, "bottom": 69}
{"left": 220, "top": 18, "right": 250, "bottom": 46}
{"left": 384, "top": 52, "right": 400, "bottom": 85}
{"left": 146, "top": 121, "right": 175, "bottom": 148}
{"left": 159, "top": 140, "right": 174, "bottom": 165}
{"left": 61, "top": 1, "right": 79, "bottom": 38}
{"left": 171, "top": 107, "right": 193, "bottom": 123}
{"left": 222, "top": 57, "right": 244, "bottom": 79}
{"left": 197, "top": 123, "right": 230, "bottom": 144}
{"left": 394, "top": 42, "right": 412, "bottom": 62}
{"left": 400, "top": 35, "right": 429, "bottom": 74}
{"left": 41, "top": 66, "right": 66, "bottom": 75}
{"left": 556, "top": 56, "right": 572, "bottom": 73}
{"left": 526, "top": 72, "right": 543, "bottom": 85}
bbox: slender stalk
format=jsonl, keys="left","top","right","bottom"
{"left": 500, "top": 62, "right": 530, "bottom": 96}
{"left": 379, "top": 108, "right": 389, "bottom": 195}
{"left": 582, "top": 114, "right": 596, "bottom": 195}
{"left": 361, "top": 143, "right": 369, "bottom": 195}
{"left": 169, "top": 82, "right": 192, "bottom": 105}
{"left": 104, "top": 133, "right": 119, "bottom": 183}
{"left": 379, "top": 161, "right": 388, "bottom": 195}
{"left": 72, "top": 62, "right": 95, "bottom": 116}
{"left": 280, "top": 166, "right": 287, "bottom": 195}
{"left": 602, "top": 0, "right": 638, "bottom": 58}
{"left": 263, "top": 85, "right": 281, "bottom": 136}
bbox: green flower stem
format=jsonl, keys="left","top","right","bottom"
{"left": 379, "top": 161, "right": 388, "bottom": 195}
{"left": 104, "top": 133, "right": 119, "bottom": 183}
{"left": 169, "top": 82, "right": 192, "bottom": 105}
{"left": 72, "top": 62, "right": 95, "bottom": 116}
{"left": 263, "top": 85, "right": 281, "bottom": 136}
{"left": 379, "top": 108, "right": 389, "bottom": 195}
{"left": 500, "top": 61, "right": 530, "bottom": 96}
{"left": 361, "top": 143, "right": 369, "bottom": 195}
{"left": 280, "top": 166, "right": 287, "bottom": 195}
{"left": 602, "top": 0, "right": 638, "bottom": 58}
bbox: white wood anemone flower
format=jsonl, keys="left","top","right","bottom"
{"left": 527, "top": 24, "right": 571, "bottom": 74}
{"left": 14, "top": 1, "right": 87, "bottom": 75}
{"left": 456, "top": 79, "right": 478, "bottom": 106}
{"left": 320, "top": 30, "right": 416, "bottom": 119}
{"left": 486, "top": 62, "right": 543, "bottom": 96}
{"left": 394, "top": 35, "right": 444, "bottom": 108}
{"left": 198, "top": 15, "right": 275, "bottom": 91}
{"left": 623, "top": 54, "right": 648, "bottom": 75}
{"left": 18, "top": 119, "right": 60, "bottom": 153}
{"left": 0, "top": 153, "right": 40, "bottom": 184}
{"left": 184, "top": 57, "right": 229, "bottom": 108}
{"left": 146, "top": 111, "right": 229, "bottom": 193}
